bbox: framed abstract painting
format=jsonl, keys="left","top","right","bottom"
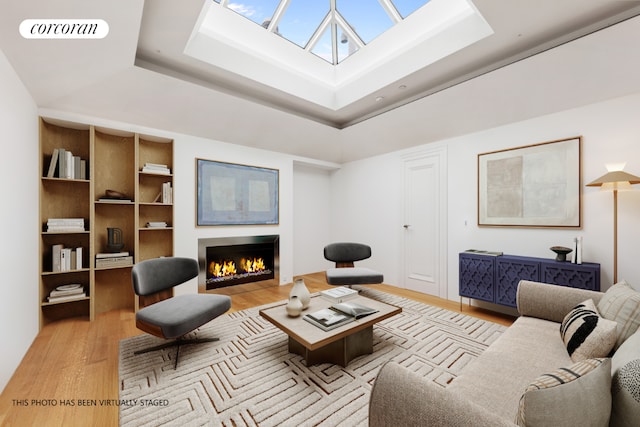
{"left": 477, "top": 137, "right": 581, "bottom": 228}
{"left": 197, "top": 159, "right": 279, "bottom": 226}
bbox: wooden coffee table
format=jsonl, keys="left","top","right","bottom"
{"left": 259, "top": 294, "right": 401, "bottom": 367}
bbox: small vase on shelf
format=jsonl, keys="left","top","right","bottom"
{"left": 286, "top": 296, "right": 303, "bottom": 317}
{"left": 289, "top": 278, "right": 310, "bottom": 310}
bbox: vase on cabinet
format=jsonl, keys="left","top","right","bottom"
{"left": 290, "top": 278, "right": 310, "bottom": 310}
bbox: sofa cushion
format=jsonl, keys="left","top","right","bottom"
{"left": 559, "top": 299, "right": 617, "bottom": 362}
{"left": 515, "top": 358, "right": 611, "bottom": 427}
{"left": 610, "top": 329, "right": 640, "bottom": 427}
{"left": 597, "top": 280, "right": 640, "bottom": 349}
{"left": 448, "top": 316, "right": 572, "bottom": 420}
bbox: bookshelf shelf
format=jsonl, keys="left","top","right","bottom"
{"left": 41, "top": 268, "right": 91, "bottom": 276}
{"left": 38, "top": 116, "right": 174, "bottom": 329}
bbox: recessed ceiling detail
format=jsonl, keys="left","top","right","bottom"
{"left": 187, "top": 0, "right": 493, "bottom": 111}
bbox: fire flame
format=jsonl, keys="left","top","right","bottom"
{"left": 242, "top": 257, "right": 265, "bottom": 273}
{"left": 209, "top": 257, "right": 266, "bottom": 278}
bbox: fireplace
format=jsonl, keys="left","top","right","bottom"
{"left": 198, "top": 235, "right": 279, "bottom": 292}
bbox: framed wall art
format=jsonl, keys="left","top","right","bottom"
{"left": 477, "top": 136, "right": 581, "bottom": 228}
{"left": 197, "top": 159, "right": 279, "bottom": 226}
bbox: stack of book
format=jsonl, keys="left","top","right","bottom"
{"left": 46, "top": 148, "right": 87, "bottom": 179}
{"left": 95, "top": 252, "right": 133, "bottom": 268}
{"left": 47, "top": 284, "right": 86, "bottom": 303}
{"left": 146, "top": 221, "right": 168, "bottom": 228}
{"left": 320, "top": 286, "right": 359, "bottom": 303}
{"left": 141, "top": 163, "right": 171, "bottom": 175}
{"left": 52, "top": 244, "right": 83, "bottom": 272}
{"left": 47, "top": 218, "right": 85, "bottom": 232}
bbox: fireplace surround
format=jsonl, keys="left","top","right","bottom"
{"left": 198, "top": 235, "right": 279, "bottom": 292}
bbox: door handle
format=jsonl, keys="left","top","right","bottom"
{"left": 403, "top": 224, "right": 411, "bottom": 229}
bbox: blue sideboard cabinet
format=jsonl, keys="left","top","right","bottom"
{"left": 459, "top": 252, "right": 600, "bottom": 308}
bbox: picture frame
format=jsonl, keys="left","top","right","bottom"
{"left": 477, "top": 136, "right": 581, "bottom": 228}
{"left": 197, "top": 158, "right": 279, "bottom": 226}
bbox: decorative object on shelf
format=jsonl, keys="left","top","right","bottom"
{"left": 550, "top": 246, "right": 573, "bottom": 262}
{"left": 104, "top": 189, "right": 128, "bottom": 199}
{"left": 286, "top": 296, "right": 303, "bottom": 317}
{"left": 196, "top": 158, "right": 279, "bottom": 226}
{"left": 289, "top": 278, "right": 310, "bottom": 310}
{"left": 106, "top": 227, "right": 124, "bottom": 252}
{"left": 587, "top": 165, "right": 640, "bottom": 283}
{"left": 478, "top": 136, "right": 581, "bottom": 227}
{"left": 571, "top": 237, "right": 583, "bottom": 264}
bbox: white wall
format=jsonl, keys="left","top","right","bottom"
{"left": 0, "top": 50, "right": 39, "bottom": 392}
{"left": 329, "top": 153, "right": 405, "bottom": 276}
{"left": 332, "top": 92, "right": 640, "bottom": 304}
{"left": 292, "top": 163, "right": 333, "bottom": 276}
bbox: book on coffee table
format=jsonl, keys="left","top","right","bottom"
{"left": 319, "top": 286, "right": 359, "bottom": 303}
{"left": 303, "top": 301, "right": 379, "bottom": 331}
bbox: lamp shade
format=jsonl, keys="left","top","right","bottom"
{"left": 587, "top": 170, "right": 640, "bottom": 187}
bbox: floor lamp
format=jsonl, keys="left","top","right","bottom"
{"left": 587, "top": 169, "right": 640, "bottom": 284}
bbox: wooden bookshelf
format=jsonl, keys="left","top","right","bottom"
{"left": 38, "top": 117, "right": 174, "bottom": 329}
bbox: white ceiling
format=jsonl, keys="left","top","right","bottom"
{"left": 2, "top": 0, "right": 640, "bottom": 164}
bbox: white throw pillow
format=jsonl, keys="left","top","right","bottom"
{"left": 560, "top": 299, "right": 617, "bottom": 362}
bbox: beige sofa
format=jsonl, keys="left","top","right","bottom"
{"left": 369, "top": 280, "right": 640, "bottom": 427}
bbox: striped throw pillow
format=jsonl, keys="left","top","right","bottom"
{"left": 560, "top": 299, "right": 617, "bottom": 362}
{"left": 516, "top": 358, "right": 611, "bottom": 427}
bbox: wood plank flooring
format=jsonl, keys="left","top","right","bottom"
{"left": 0, "top": 272, "right": 514, "bottom": 426}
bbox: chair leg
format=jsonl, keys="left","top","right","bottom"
{"left": 134, "top": 337, "right": 220, "bottom": 369}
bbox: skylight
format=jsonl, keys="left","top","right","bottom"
{"left": 212, "top": 0, "right": 431, "bottom": 64}
{"left": 188, "top": 0, "right": 493, "bottom": 112}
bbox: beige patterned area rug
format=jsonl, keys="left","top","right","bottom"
{"left": 119, "top": 288, "right": 506, "bottom": 426}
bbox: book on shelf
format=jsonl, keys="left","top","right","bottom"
{"left": 163, "top": 182, "right": 172, "bottom": 203}
{"left": 142, "top": 163, "right": 171, "bottom": 175}
{"left": 46, "top": 218, "right": 85, "bottom": 232}
{"left": 320, "top": 286, "right": 359, "bottom": 303}
{"left": 303, "top": 301, "right": 379, "bottom": 331}
{"left": 46, "top": 148, "right": 87, "bottom": 179}
{"left": 146, "top": 221, "right": 168, "bottom": 228}
{"left": 97, "top": 198, "right": 133, "bottom": 203}
{"left": 96, "top": 251, "right": 130, "bottom": 258}
{"left": 95, "top": 255, "right": 133, "bottom": 268}
{"left": 51, "top": 245, "right": 84, "bottom": 272}
{"left": 47, "top": 284, "right": 86, "bottom": 303}
{"left": 153, "top": 182, "right": 173, "bottom": 204}
{"left": 46, "top": 148, "right": 60, "bottom": 177}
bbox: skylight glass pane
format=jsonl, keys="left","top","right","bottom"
{"left": 336, "top": 0, "right": 394, "bottom": 44}
{"left": 337, "top": 22, "right": 360, "bottom": 63}
{"left": 310, "top": 25, "right": 334, "bottom": 64}
{"left": 391, "top": 0, "right": 431, "bottom": 19}
{"left": 226, "top": 0, "right": 281, "bottom": 27}
{"left": 279, "top": 0, "right": 330, "bottom": 48}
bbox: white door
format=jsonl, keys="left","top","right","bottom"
{"left": 403, "top": 151, "right": 447, "bottom": 297}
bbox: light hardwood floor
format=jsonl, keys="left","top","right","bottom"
{"left": 0, "top": 272, "right": 514, "bottom": 426}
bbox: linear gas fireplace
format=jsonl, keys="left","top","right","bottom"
{"left": 198, "top": 235, "right": 279, "bottom": 292}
